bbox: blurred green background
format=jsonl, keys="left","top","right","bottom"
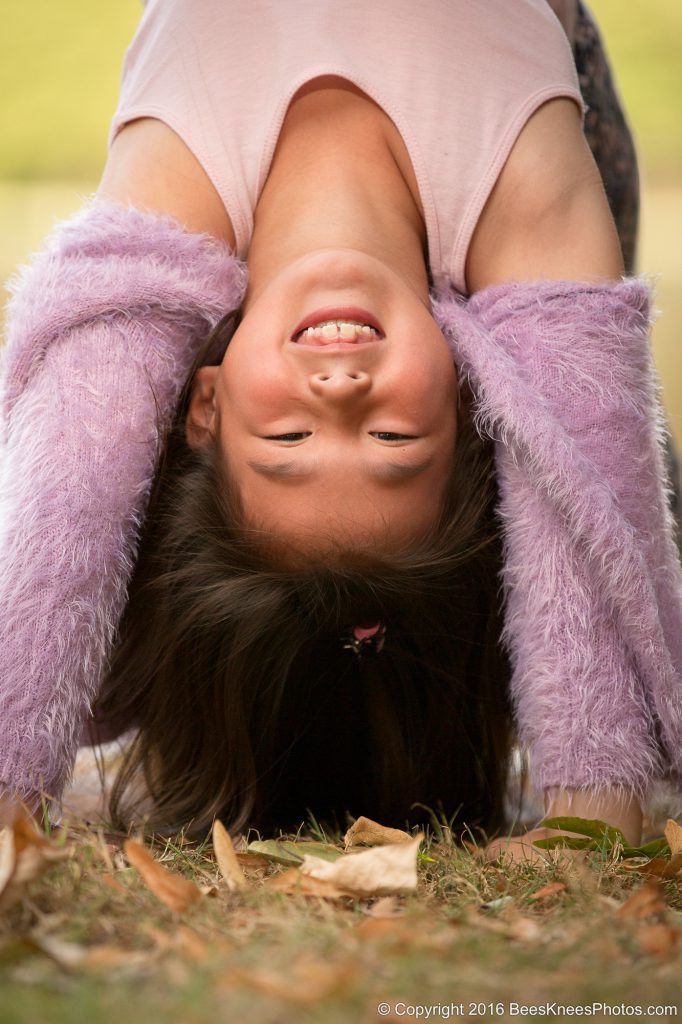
{"left": 1, "top": 0, "right": 680, "bottom": 444}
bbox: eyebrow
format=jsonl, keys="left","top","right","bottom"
{"left": 246, "top": 458, "right": 434, "bottom": 480}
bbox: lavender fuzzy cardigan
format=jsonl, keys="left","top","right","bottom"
{"left": 0, "top": 199, "right": 247, "bottom": 814}
{"left": 1, "top": 199, "right": 681, "bottom": 818}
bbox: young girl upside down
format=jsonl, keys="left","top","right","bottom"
{"left": 1, "top": 0, "right": 681, "bottom": 861}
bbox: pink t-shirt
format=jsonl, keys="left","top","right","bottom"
{"left": 108, "top": 0, "right": 586, "bottom": 295}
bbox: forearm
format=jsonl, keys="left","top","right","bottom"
{"left": 0, "top": 197, "right": 247, "bottom": 817}
{"left": 432, "top": 278, "right": 682, "bottom": 799}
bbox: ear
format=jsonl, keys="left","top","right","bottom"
{"left": 185, "top": 366, "right": 219, "bottom": 448}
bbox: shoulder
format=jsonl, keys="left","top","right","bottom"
{"left": 97, "top": 117, "right": 237, "bottom": 250}
{"left": 466, "top": 98, "right": 624, "bottom": 293}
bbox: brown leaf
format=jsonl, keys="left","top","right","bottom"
{"left": 354, "top": 917, "right": 415, "bottom": 947}
{"left": 528, "top": 882, "right": 566, "bottom": 901}
{"left": 264, "top": 867, "right": 349, "bottom": 900}
{"left": 173, "top": 925, "right": 210, "bottom": 963}
{"left": 344, "top": 816, "right": 412, "bottom": 848}
{"left": 212, "top": 819, "right": 248, "bottom": 891}
{"left": 224, "top": 955, "right": 357, "bottom": 1004}
{"left": 300, "top": 833, "right": 423, "bottom": 897}
{"left": 142, "top": 921, "right": 235, "bottom": 961}
{"left": 631, "top": 853, "right": 682, "bottom": 879}
{"left": 101, "top": 873, "right": 126, "bottom": 894}
{"left": 616, "top": 881, "right": 666, "bottom": 921}
{"left": 0, "top": 807, "right": 71, "bottom": 912}
{"left": 235, "top": 852, "right": 271, "bottom": 873}
{"left": 664, "top": 818, "right": 682, "bottom": 857}
{"left": 636, "top": 923, "right": 680, "bottom": 958}
{"left": 123, "top": 839, "right": 202, "bottom": 913}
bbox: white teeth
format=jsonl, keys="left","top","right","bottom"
{"left": 298, "top": 319, "right": 378, "bottom": 341}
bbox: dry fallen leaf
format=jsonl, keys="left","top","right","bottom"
{"left": 0, "top": 807, "right": 71, "bottom": 912}
{"left": 101, "top": 873, "right": 126, "bottom": 895}
{"left": 628, "top": 853, "right": 682, "bottom": 879}
{"left": 300, "top": 833, "right": 423, "bottom": 897}
{"left": 123, "top": 839, "right": 202, "bottom": 913}
{"left": 264, "top": 867, "right": 348, "bottom": 900}
{"left": 664, "top": 818, "right": 682, "bottom": 857}
{"left": 354, "top": 917, "right": 416, "bottom": 946}
{"left": 140, "top": 920, "right": 234, "bottom": 962}
{"left": 528, "top": 882, "right": 566, "bottom": 902}
{"left": 616, "top": 880, "right": 667, "bottom": 921}
{"left": 212, "top": 819, "right": 248, "bottom": 891}
{"left": 636, "top": 923, "right": 680, "bottom": 958}
{"left": 223, "top": 954, "right": 358, "bottom": 1004}
{"left": 344, "top": 816, "right": 412, "bottom": 848}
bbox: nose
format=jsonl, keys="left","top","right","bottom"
{"left": 308, "top": 369, "right": 372, "bottom": 401}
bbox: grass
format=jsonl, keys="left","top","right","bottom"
{"left": 1, "top": 809, "right": 681, "bottom": 1023}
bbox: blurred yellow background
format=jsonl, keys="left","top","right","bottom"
{"left": 1, "top": 0, "right": 680, "bottom": 444}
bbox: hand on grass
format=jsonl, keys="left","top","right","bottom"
{"left": 484, "top": 827, "right": 587, "bottom": 866}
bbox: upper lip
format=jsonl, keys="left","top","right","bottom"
{"left": 290, "top": 306, "right": 384, "bottom": 341}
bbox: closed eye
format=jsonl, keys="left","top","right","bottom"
{"left": 264, "top": 432, "right": 312, "bottom": 442}
{"left": 264, "top": 432, "right": 418, "bottom": 442}
{"left": 370, "top": 432, "right": 418, "bottom": 442}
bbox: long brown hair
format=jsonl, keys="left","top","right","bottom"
{"left": 92, "top": 308, "right": 513, "bottom": 839}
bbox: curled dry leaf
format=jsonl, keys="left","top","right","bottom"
{"left": 664, "top": 818, "right": 682, "bottom": 857}
{"left": 123, "top": 839, "right": 202, "bottom": 914}
{"left": 629, "top": 853, "right": 682, "bottom": 880}
{"left": 212, "top": 819, "right": 248, "bottom": 891}
{"left": 616, "top": 880, "right": 666, "bottom": 921}
{"left": 344, "top": 816, "right": 411, "bottom": 848}
{"left": 0, "top": 807, "right": 71, "bottom": 912}
{"left": 636, "top": 923, "right": 680, "bottom": 958}
{"left": 300, "top": 833, "right": 423, "bottom": 897}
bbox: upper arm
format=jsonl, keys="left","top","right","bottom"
{"left": 97, "top": 117, "right": 237, "bottom": 250}
{"left": 465, "top": 98, "right": 625, "bottom": 294}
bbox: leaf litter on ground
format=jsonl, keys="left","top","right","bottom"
{"left": 2, "top": 806, "right": 682, "bottom": 1009}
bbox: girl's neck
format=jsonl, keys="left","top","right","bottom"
{"left": 243, "top": 80, "right": 429, "bottom": 313}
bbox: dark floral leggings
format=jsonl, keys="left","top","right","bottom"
{"left": 571, "top": 1, "right": 682, "bottom": 548}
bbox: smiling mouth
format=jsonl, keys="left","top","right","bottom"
{"left": 291, "top": 338, "right": 383, "bottom": 350}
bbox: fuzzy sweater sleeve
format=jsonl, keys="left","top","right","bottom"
{"left": 0, "top": 197, "right": 248, "bottom": 816}
{"left": 431, "top": 277, "right": 682, "bottom": 800}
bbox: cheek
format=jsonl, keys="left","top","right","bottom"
{"left": 392, "top": 352, "right": 457, "bottom": 417}
{"left": 222, "top": 352, "right": 291, "bottom": 418}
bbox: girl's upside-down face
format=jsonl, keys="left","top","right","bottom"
{"left": 186, "top": 248, "right": 459, "bottom": 553}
